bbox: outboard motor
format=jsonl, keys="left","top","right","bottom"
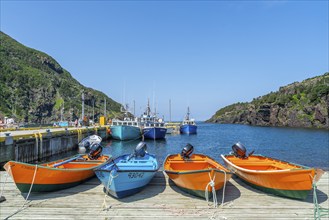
{"left": 88, "top": 143, "right": 103, "bottom": 160}
{"left": 83, "top": 141, "right": 90, "bottom": 149}
{"left": 181, "top": 143, "right": 194, "bottom": 159}
{"left": 232, "top": 142, "right": 247, "bottom": 158}
{"left": 135, "top": 141, "right": 147, "bottom": 157}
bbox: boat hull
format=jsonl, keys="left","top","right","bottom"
{"left": 4, "top": 154, "right": 110, "bottom": 193}
{"left": 221, "top": 154, "right": 315, "bottom": 200}
{"left": 164, "top": 154, "right": 232, "bottom": 199}
{"left": 142, "top": 127, "right": 167, "bottom": 139}
{"left": 95, "top": 154, "right": 159, "bottom": 199}
{"left": 180, "top": 124, "right": 197, "bottom": 134}
{"left": 97, "top": 170, "right": 157, "bottom": 198}
{"left": 111, "top": 125, "right": 141, "bottom": 141}
{"left": 166, "top": 169, "right": 230, "bottom": 198}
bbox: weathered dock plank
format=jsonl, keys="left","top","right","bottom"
{"left": 0, "top": 171, "right": 328, "bottom": 219}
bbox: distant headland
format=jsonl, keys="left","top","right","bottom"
{"left": 206, "top": 72, "right": 329, "bottom": 129}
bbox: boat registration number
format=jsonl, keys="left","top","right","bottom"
{"left": 128, "top": 172, "right": 144, "bottom": 179}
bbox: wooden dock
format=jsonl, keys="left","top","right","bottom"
{"left": 0, "top": 171, "right": 328, "bottom": 219}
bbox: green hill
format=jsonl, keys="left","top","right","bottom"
{"left": 206, "top": 73, "right": 329, "bottom": 129}
{"left": 0, "top": 31, "right": 122, "bottom": 123}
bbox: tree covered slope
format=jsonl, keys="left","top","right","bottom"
{"left": 0, "top": 31, "right": 121, "bottom": 123}
{"left": 207, "top": 73, "right": 329, "bottom": 129}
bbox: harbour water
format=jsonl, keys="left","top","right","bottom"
{"left": 102, "top": 123, "right": 329, "bottom": 171}
{"left": 40, "top": 122, "right": 328, "bottom": 171}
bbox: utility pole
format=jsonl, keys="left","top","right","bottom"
{"left": 60, "top": 101, "right": 64, "bottom": 122}
{"left": 81, "top": 91, "right": 84, "bottom": 121}
{"left": 92, "top": 97, "right": 95, "bottom": 124}
{"left": 104, "top": 97, "right": 106, "bottom": 117}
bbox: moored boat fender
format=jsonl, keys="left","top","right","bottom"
{"left": 181, "top": 143, "right": 194, "bottom": 159}
{"left": 88, "top": 143, "right": 103, "bottom": 160}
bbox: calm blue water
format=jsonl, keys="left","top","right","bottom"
{"left": 102, "top": 123, "right": 329, "bottom": 171}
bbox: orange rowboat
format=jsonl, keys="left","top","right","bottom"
{"left": 164, "top": 144, "right": 232, "bottom": 200}
{"left": 221, "top": 142, "right": 316, "bottom": 200}
{"left": 4, "top": 148, "right": 110, "bottom": 193}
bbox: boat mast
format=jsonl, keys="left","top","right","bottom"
{"left": 169, "top": 99, "right": 171, "bottom": 123}
{"left": 147, "top": 99, "right": 151, "bottom": 117}
{"left": 186, "top": 107, "right": 190, "bottom": 121}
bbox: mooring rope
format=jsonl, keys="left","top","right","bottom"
{"left": 0, "top": 165, "right": 12, "bottom": 199}
{"left": 221, "top": 170, "right": 227, "bottom": 207}
{"left": 22, "top": 164, "right": 38, "bottom": 208}
{"left": 5, "top": 164, "right": 38, "bottom": 219}
{"left": 205, "top": 172, "right": 218, "bottom": 208}
{"left": 311, "top": 174, "right": 329, "bottom": 220}
{"left": 101, "top": 167, "right": 119, "bottom": 211}
{"left": 205, "top": 170, "right": 228, "bottom": 208}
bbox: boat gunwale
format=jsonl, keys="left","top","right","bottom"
{"left": 165, "top": 168, "right": 232, "bottom": 175}
{"left": 220, "top": 154, "right": 313, "bottom": 174}
{"left": 95, "top": 153, "right": 160, "bottom": 173}
{"left": 6, "top": 154, "right": 111, "bottom": 172}
{"left": 111, "top": 125, "right": 140, "bottom": 128}
{"left": 163, "top": 153, "right": 233, "bottom": 175}
{"left": 97, "top": 169, "right": 159, "bottom": 173}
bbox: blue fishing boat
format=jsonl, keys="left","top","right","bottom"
{"left": 180, "top": 107, "right": 197, "bottom": 134}
{"left": 140, "top": 100, "right": 167, "bottom": 140}
{"left": 110, "top": 105, "right": 141, "bottom": 141}
{"left": 142, "top": 125, "right": 167, "bottom": 140}
{"left": 95, "top": 142, "right": 159, "bottom": 199}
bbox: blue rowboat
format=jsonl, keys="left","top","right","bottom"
{"left": 111, "top": 125, "right": 141, "bottom": 141}
{"left": 95, "top": 142, "right": 159, "bottom": 199}
{"left": 142, "top": 127, "right": 167, "bottom": 140}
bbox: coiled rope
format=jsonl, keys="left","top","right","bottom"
{"left": 205, "top": 172, "right": 218, "bottom": 208}
{"left": 205, "top": 170, "right": 227, "bottom": 208}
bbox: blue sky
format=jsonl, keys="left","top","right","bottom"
{"left": 1, "top": 1, "right": 328, "bottom": 121}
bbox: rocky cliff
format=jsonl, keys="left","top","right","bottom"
{"left": 206, "top": 73, "right": 329, "bottom": 129}
{"left": 0, "top": 31, "right": 122, "bottom": 123}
